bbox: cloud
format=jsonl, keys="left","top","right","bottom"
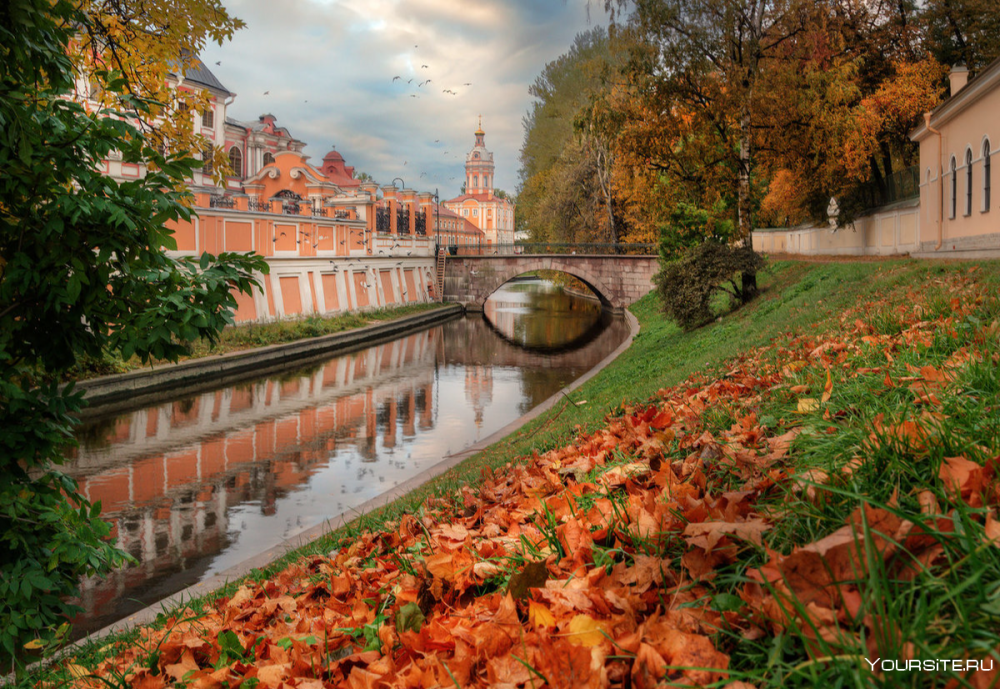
{"left": 200, "top": 0, "right": 598, "bottom": 196}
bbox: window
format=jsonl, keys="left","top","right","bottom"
{"left": 263, "top": 151, "right": 275, "bottom": 166}
{"left": 228, "top": 146, "right": 243, "bottom": 178}
{"left": 202, "top": 146, "right": 213, "bottom": 177}
{"left": 473, "top": 175, "right": 478, "bottom": 188}
{"left": 202, "top": 108, "right": 215, "bottom": 128}
{"left": 473, "top": 209, "right": 478, "bottom": 216}
{"left": 985, "top": 140, "right": 992, "bottom": 211}
{"left": 965, "top": 148, "right": 973, "bottom": 216}
{"left": 950, "top": 156, "right": 957, "bottom": 219}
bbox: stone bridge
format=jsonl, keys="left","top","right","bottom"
{"left": 442, "top": 254, "right": 659, "bottom": 310}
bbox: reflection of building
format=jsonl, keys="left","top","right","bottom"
{"left": 67, "top": 329, "right": 439, "bottom": 634}
{"left": 464, "top": 366, "right": 493, "bottom": 428}
{"left": 444, "top": 119, "right": 515, "bottom": 246}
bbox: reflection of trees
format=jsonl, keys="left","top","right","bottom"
{"left": 484, "top": 283, "right": 604, "bottom": 351}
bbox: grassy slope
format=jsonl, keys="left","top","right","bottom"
{"left": 51, "top": 258, "right": 998, "bottom": 682}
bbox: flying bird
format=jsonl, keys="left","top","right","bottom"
{"left": 263, "top": 91, "right": 270, "bottom": 95}
{"left": 392, "top": 76, "right": 401, "bottom": 82}
{"left": 435, "top": 139, "right": 440, "bottom": 142}
{"left": 215, "top": 61, "right": 221, "bottom": 66}
{"left": 410, "top": 94, "right": 419, "bottom": 98}
{"left": 407, "top": 78, "right": 414, "bottom": 84}
{"left": 463, "top": 83, "right": 471, "bottom": 86}
{"left": 421, "top": 64, "right": 429, "bottom": 68}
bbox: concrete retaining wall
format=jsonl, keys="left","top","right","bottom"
{"left": 71, "top": 305, "right": 463, "bottom": 418}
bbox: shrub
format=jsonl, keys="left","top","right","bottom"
{"left": 655, "top": 241, "right": 767, "bottom": 329}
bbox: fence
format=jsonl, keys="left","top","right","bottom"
{"left": 453, "top": 242, "right": 657, "bottom": 256}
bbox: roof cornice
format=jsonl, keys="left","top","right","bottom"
{"left": 911, "top": 57, "right": 1000, "bottom": 142}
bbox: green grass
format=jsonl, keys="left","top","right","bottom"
{"left": 67, "top": 302, "right": 449, "bottom": 381}
{"left": 30, "top": 258, "right": 1000, "bottom": 686}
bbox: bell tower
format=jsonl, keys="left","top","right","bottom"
{"left": 465, "top": 115, "right": 495, "bottom": 195}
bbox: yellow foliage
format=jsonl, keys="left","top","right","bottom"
{"left": 71, "top": 0, "right": 246, "bottom": 185}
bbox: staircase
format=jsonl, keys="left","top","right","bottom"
{"left": 435, "top": 248, "right": 446, "bottom": 302}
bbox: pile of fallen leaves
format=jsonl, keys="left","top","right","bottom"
{"left": 73, "top": 268, "right": 1000, "bottom": 688}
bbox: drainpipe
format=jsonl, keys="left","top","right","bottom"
{"left": 924, "top": 112, "right": 944, "bottom": 250}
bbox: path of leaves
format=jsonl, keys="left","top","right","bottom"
{"left": 78, "top": 269, "right": 999, "bottom": 688}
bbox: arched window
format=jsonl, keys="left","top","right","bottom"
{"left": 950, "top": 156, "right": 957, "bottom": 219}
{"left": 473, "top": 175, "right": 478, "bottom": 188}
{"left": 202, "top": 146, "right": 213, "bottom": 178}
{"left": 228, "top": 146, "right": 243, "bottom": 178}
{"left": 984, "top": 139, "right": 992, "bottom": 211}
{"left": 263, "top": 151, "right": 275, "bottom": 166}
{"left": 965, "top": 148, "right": 974, "bottom": 216}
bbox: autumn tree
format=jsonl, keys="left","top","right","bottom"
{"left": 72, "top": 0, "right": 245, "bottom": 181}
{"left": 518, "top": 28, "right": 627, "bottom": 244}
{"left": 0, "top": 0, "right": 264, "bottom": 666}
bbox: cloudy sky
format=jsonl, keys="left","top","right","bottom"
{"left": 199, "top": 0, "right": 601, "bottom": 199}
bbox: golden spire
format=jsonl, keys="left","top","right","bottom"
{"left": 475, "top": 114, "right": 484, "bottom": 136}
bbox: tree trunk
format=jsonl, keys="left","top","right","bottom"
{"left": 738, "top": 114, "right": 758, "bottom": 302}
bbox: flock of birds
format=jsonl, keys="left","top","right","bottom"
{"left": 389, "top": 45, "right": 472, "bottom": 101}
{"left": 212, "top": 44, "right": 473, "bottom": 192}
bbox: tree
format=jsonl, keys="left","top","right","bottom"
{"left": 0, "top": 0, "right": 265, "bottom": 667}
{"left": 921, "top": 0, "right": 1000, "bottom": 70}
{"left": 518, "top": 28, "right": 627, "bottom": 244}
{"left": 72, "top": 0, "right": 245, "bottom": 182}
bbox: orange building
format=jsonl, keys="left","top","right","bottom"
{"left": 76, "top": 57, "right": 447, "bottom": 321}
{"left": 429, "top": 202, "right": 485, "bottom": 248}
{"left": 444, "top": 119, "right": 515, "bottom": 246}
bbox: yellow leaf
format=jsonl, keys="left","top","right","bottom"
{"left": 23, "top": 638, "right": 45, "bottom": 650}
{"left": 821, "top": 368, "right": 833, "bottom": 403}
{"left": 796, "top": 398, "right": 819, "bottom": 414}
{"left": 66, "top": 664, "right": 90, "bottom": 679}
{"left": 528, "top": 600, "right": 556, "bottom": 630}
{"left": 566, "top": 614, "right": 607, "bottom": 647}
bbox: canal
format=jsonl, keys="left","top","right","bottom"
{"left": 65, "top": 279, "right": 629, "bottom": 635}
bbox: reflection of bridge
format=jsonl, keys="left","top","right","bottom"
{"left": 441, "top": 248, "right": 658, "bottom": 310}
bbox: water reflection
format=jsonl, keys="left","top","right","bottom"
{"left": 66, "top": 282, "right": 628, "bottom": 635}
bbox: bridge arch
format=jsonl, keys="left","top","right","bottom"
{"left": 478, "top": 258, "right": 615, "bottom": 308}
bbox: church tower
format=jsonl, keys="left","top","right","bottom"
{"left": 465, "top": 116, "right": 495, "bottom": 195}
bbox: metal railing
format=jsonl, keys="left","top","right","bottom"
{"left": 415, "top": 209, "right": 427, "bottom": 236}
{"left": 453, "top": 242, "right": 657, "bottom": 256}
{"left": 247, "top": 197, "right": 270, "bottom": 213}
{"left": 396, "top": 206, "right": 410, "bottom": 235}
{"left": 311, "top": 206, "right": 328, "bottom": 217}
{"left": 846, "top": 165, "right": 920, "bottom": 211}
{"left": 209, "top": 195, "right": 235, "bottom": 209}
{"left": 375, "top": 206, "right": 391, "bottom": 233}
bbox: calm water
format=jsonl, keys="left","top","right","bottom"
{"left": 65, "top": 281, "right": 628, "bottom": 635}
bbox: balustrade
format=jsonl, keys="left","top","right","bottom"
{"left": 247, "top": 197, "right": 271, "bottom": 213}
{"left": 376, "top": 206, "right": 391, "bottom": 234}
{"left": 209, "top": 195, "right": 236, "bottom": 209}
{"left": 397, "top": 205, "right": 410, "bottom": 235}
